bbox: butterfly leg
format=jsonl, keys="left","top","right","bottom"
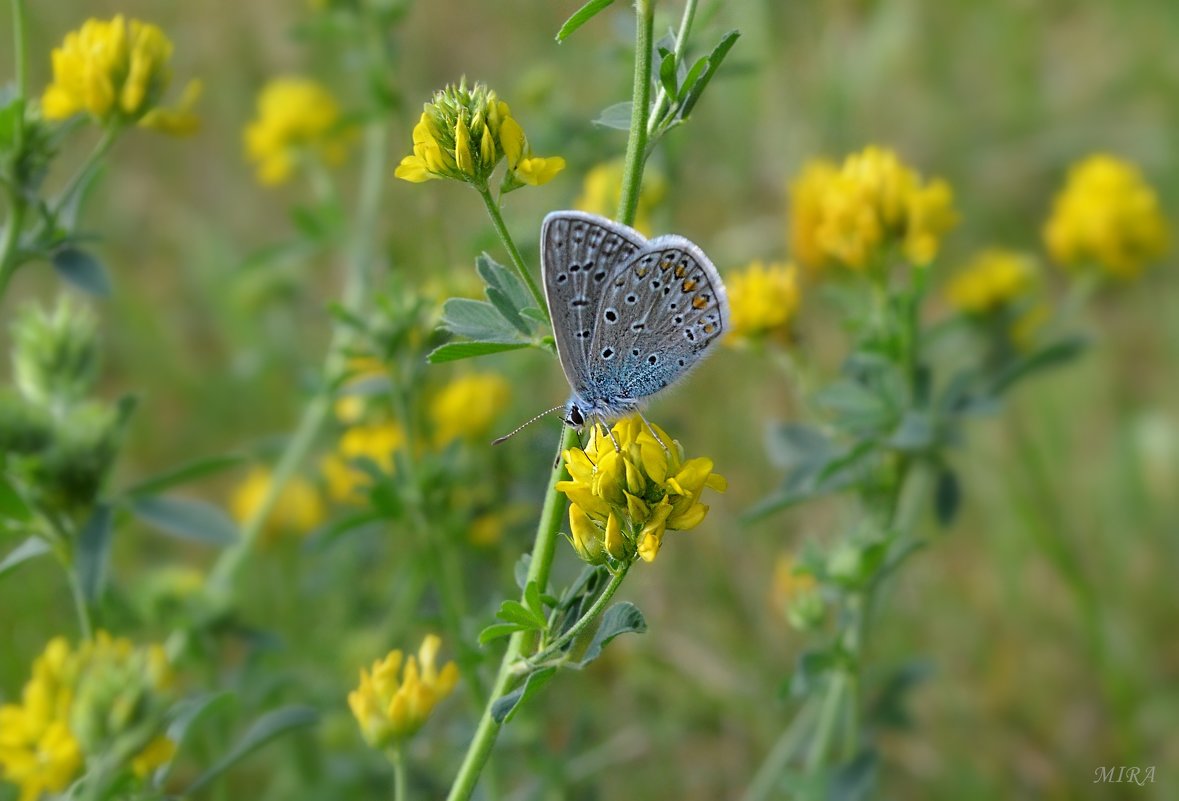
{"left": 638, "top": 412, "right": 671, "bottom": 455}
{"left": 598, "top": 418, "right": 622, "bottom": 451}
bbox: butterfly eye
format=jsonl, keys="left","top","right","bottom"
{"left": 567, "top": 405, "right": 585, "bottom": 426}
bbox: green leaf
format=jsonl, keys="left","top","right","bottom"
{"left": 164, "top": 691, "right": 237, "bottom": 781}
{"left": 659, "top": 50, "right": 678, "bottom": 98}
{"left": 829, "top": 749, "right": 879, "bottom": 801}
{"left": 495, "top": 599, "right": 546, "bottom": 630}
{"left": 476, "top": 252, "right": 535, "bottom": 317}
{"left": 484, "top": 287, "right": 531, "bottom": 337}
{"left": 593, "top": 101, "right": 633, "bottom": 130}
{"left": 52, "top": 247, "right": 112, "bottom": 296}
{"left": 306, "top": 510, "right": 386, "bottom": 550}
{"left": 765, "top": 422, "right": 835, "bottom": 472}
{"left": 426, "top": 341, "right": 531, "bottom": 364}
{"left": 788, "top": 648, "right": 837, "bottom": 697}
{"left": 523, "top": 579, "right": 546, "bottom": 618}
{"left": 478, "top": 622, "right": 524, "bottom": 645}
{"left": 513, "top": 553, "right": 532, "bottom": 590}
{"left": 76, "top": 504, "right": 113, "bottom": 602}
{"left": 185, "top": 705, "right": 319, "bottom": 794}
{"left": 130, "top": 496, "right": 238, "bottom": 546}
{"left": 556, "top": 0, "right": 614, "bottom": 42}
{"left": 0, "top": 537, "right": 51, "bottom": 579}
{"left": 0, "top": 474, "right": 31, "bottom": 522}
{"left": 934, "top": 467, "right": 960, "bottom": 527}
{"left": 122, "top": 454, "right": 245, "bottom": 498}
{"left": 572, "top": 602, "right": 646, "bottom": 668}
{"left": 991, "top": 335, "right": 1089, "bottom": 394}
{"left": 439, "top": 298, "right": 527, "bottom": 344}
{"left": 869, "top": 660, "right": 933, "bottom": 729}
{"left": 491, "top": 666, "right": 557, "bottom": 724}
{"left": 678, "top": 30, "right": 741, "bottom": 119}
{"left": 888, "top": 411, "right": 934, "bottom": 452}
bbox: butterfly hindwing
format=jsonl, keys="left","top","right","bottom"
{"left": 586, "top": 236, "right": 729, "bottom": 403}
{"left": 541, "top": 212, "right": 646, "bottom": 397}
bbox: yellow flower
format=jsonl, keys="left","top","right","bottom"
{"left": 244, "top": 78, "right": 352, "bottom": 186}
{"left": 557, "top": 416, "right": 726, "bottom": 565}
{"left": 788, "top": 147, "right": 957, "bottom": 272}
{"left": 430, "top": 373, "right": 511, "bottom": 445}
{"left": 395, "top": 80, "right": 563, "bottom": 189}
{"left": 726, "top": 261, "right": 801, "bottom": 343}
{"left": 230, "top": 466, "right": 326, "bottom": 542}
{"left": 770, "top": 554, "right": 824, "bottom": 630}
{"left": 321, "top": 422, "right": 405, "bottom": 503}
{"left": 788, "top": 160, "right": 839, "bottom": 270}
{"left": 41, "top": 15, "right": 199, "bottom": 135}
{"left": 1043, "top": 154, "right": 1170, "bottom": 279}
{"left": 0, "top": 634, "right": 174, "bottom": 801}
{"left": 348, "top": 634, "right": 459, "bottom": 748}
{"left": 945, "top": 249, "right": 1036, "bottom": 315}
{"left": 575, "top": 158, "right": 667, "bottom": 236}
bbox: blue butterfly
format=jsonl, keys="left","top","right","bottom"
{"left": 540, "top": 210, "right": 730, "bottom": 432}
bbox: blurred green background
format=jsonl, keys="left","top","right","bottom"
{"left": 3, "top": 0, "right": 1179, "bottom": 799}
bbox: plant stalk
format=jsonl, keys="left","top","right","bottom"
{"left": 478, "top": 186, "right": 548, "bottom": 320}
{"left": 617, "top": 0, "right": 655, "bottom": 227}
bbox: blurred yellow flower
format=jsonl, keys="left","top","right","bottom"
{"left": 321, "top": 422, "right": 405, "bottom": 503}
{"left": 334, "top": 356, "right": 387, "bottom": 425}
{"left": 1043, "top": 154, "right": 1170, "bottom": 279}
{"left": 0, "top": 634, "right": 174, "bottom": 801}
{"left": 348, "top": 634, "right": 459, "bottom": 748}
{"left": 788, "top": 147, "right": 957, "bottom": 271}
{"left": 558, "top": 416, "right": 726, "bottom": 565}
{"left": 574, "top": 158, "right": 667, "bottom": 236}
{"left": 946, "top": 249, "right": 1036, "bottom": 314}
{"left": 726, "top": 261, "right": 800, "bottom": 343}
{"left": 788, "top": 160, "right": 839, "bottom": 270}
{"left": 771, "top": 554, "right": 824, "bottom": 630}
{"left": 430, "top": 373, "right": 511, "bottom": 444}
{"left": 41, "top": 15, "right": 199, "bottom": 135}
{"left": 230, "top": 466, "right": 326, "bottom": 541}
{"left": 244, "top": 78, "right": 352, "bottom": 185}
{"left": 395, "top": 80, "right": 564, "bottom": 189}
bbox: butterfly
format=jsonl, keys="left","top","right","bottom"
{"left": 540, "top": 210, "right": 729, "bottom": 434}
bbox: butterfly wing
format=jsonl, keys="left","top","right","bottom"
{"left": 541, "top": 211, "right": 646, "bottom": 398}
{"left": 585, "top": 235, "right": 730, "bottom": 407}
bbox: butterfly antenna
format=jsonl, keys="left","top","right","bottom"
{"left": 492, "top": 404, "right": 566, "bottom": 445}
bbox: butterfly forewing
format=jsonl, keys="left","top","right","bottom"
{"left": 586, "top": 236, "right": 729, "bottom": 402}
{"left": 541, "top": 212, "right": 646, "bottom": 395}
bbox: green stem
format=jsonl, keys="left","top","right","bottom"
{"left": 53, "top": 127, "right": 119, "bottom": 223}
{"left": 647, "top": 0, "right": 697, "bottom": 138}
{"left": 617, "top": 0, "right": 655, "bottom": 227}
{"left": 391, "top": 747, "right": 407, "bottom": 801}
{"left": 520, "top": 562, "right": 630, "bottom": 671}
{"left": 804, "top": 672, "right": 846, "bottom": 774}
{"left": 209, "top": 116, "right": 391, "bottom": 592}
{"left": 742, "top": 698, "right": 819, "bottom": 801}
{"left": 477, "top": 186, "right": 547, "bottom": 320}
{"left": 0, "top": 0, "right": 28, "bottom": 303}
{"left": 65, "top": 563, "right": 94, "bottom": 641}
{"left": 445, "top": 426, "right": 578, "bottom": 801}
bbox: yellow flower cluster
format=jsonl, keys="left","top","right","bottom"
{"left": 726, "top": 261, "right": 801, "bottom": 342}
{"left": 558, "top": 416, "right": 726, "bottom": 565}
{"left": 42, "top": 15, "right": 200, "bottom": 136}
{"left": 945, "top": 249, "right": 1036, "bottom": 315}
{"left": 244, "top": 78, "right": 352, "bottom": 186}
{"left": 0, "top": 634, "right": 174, "bottom": 801}
{"left": 395, "top": 80, "right": 564, "bottom": 188}
{"left": 348, "top": 634, "right": 459, "bottom": 748}
{"left": 574, "top": 158, "right": 667, "bottom": 236}
{"left": 321, "top": 422, "right": 406, "bottom": 504}
{"left": 788, "top": 147, "right": 958, "bottom": 271}
{"left": 1043, "top": 154, "right": 1170, "bottom": 279}
{"left": 230, "top": 466, "right": 326, "bottom": 542}
{"left": 430, "top": 373, "right": 512, "bottom": 445}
